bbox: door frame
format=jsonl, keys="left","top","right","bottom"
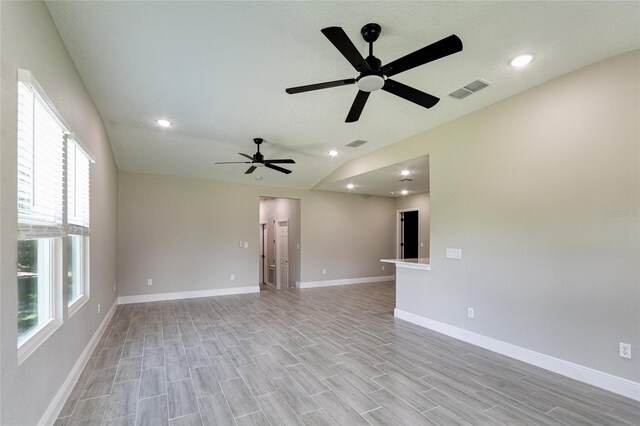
{"left": 396, "top": 208, "right": 420, "bottom": 259}
{"left": 259, "top": 223, "right": 266, "bottom": 287}
{"left": 275, "top": 218, "right": 289, "bottom": 290}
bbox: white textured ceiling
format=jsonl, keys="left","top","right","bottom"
{"left": 46, "top": 1, "right": 639, "bottom": 189}
{"left": 317, "top": 155, "right": 429, "bottom": 197}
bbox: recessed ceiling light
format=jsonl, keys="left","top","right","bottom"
{"left": 400, "top": 170, "right": 410, "bottom": 176}
{"left": 346, "top": 183, "right": 354, "bottom": 189}
{"left": 328, "top": 150, "right": 338, "bottom": 157}
{"left": 254, "top": 176, "right": 263, "bottom": 180}
{"left": 156, "top": 119, "right": 172, "bottom": 127}
{"left": 401, "top": 189, "right": 408, "bottom": 196}
{"left": 510, "top": 54, "right": 533, "bottom": 68}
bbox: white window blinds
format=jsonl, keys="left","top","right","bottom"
{"left": 67, "top": 137, "right": 91, "bottom": 235}
{"left": 17, "top": 75, "right": 67, "bottom": 240}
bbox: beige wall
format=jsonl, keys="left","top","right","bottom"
{"left": 395, "top": 192, "right": 430, "bottom": 258}
{"left": 324, "top": 51, "right": 640, "bottom": 382}
{"left": 260, "top": 197, "right": 301, "bottom": 287}
{"left": 118, "top": 172, "right": 396, "bottom": 296}
{"left": 0, "top": 2, "right": 119, "bottom": 424}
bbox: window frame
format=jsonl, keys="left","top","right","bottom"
{"left": 66, "top": 135, "right": 93, "bottom": 315}
{"left": 15, "top": 69, "right": 97, "bottom": 363}
{"left": 67, "top": 235, "right": 90, "bottom": 317}
{"left": 17, "top": 238, "right": 63, "bottom": 365}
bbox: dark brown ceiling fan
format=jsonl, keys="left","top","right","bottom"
{"left": 214, "top": 138, "right": 295, "bottom": 174}
{"left": 285, "top": 23, "right": 463, "bottom": 122}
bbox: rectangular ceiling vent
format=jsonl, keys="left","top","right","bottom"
{"left": 346, "top": 139, "right": 367, "bottom": 148}
{"left": 449, "top": 79, "right": 491, "bottom": 100}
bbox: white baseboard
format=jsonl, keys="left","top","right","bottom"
{"left": 118, "top": 285, "right": 260, "bottom": 304}
{"left": 39, "top": 301, "right": 118, "bottom": 426}
{"left": 394, "top": 308, "right": 640, "bottom": 401}
{"left": 299, "top": 275, "right": 395, "bottom": 289}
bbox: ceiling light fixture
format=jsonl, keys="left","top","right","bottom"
{"left": 401, "top": 189, "right": 408, "bottom": 195}
{"left": 347, "top": 183, "right": 354, "bottom": 189}
{"left": 254, "top": 176, "right": 263, "bottom": 180}
{"left": 400, "top": 170, "right": 410, "bottom": 176}
{"left": 328, "top": 150, "right": 338, "bottom": 157}
{"left": 156, "top": 119, "right": 172, "bottom": 127}
{"left": 510, "top": 54, "right": 533, "bottom": 68}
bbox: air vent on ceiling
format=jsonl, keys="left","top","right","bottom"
{"left": 399, "top": 178, "right": 413, "bottom": 182}
{"left": 449, "top": 79, "right": 491, "bottom": 100}
{"left": 346, "top": 139, "right": 367, "bottom": 148}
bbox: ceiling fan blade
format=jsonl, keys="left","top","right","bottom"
{"left": 264, "top": 159, "right": 295, "bottom": 164}
{"left": 286, "top": 78, "right": 356, "bottom": 94}
{"left": 383, "top": 79, "right": 439, "bottom": 109}
{"left": 345, "top": 90, "right": 370, "bottom": 123}
{"left": 321, "top": 27, "right": 371, "bottom": 72}
{"left": 245, "top": 166, "right": 257, "bottom": 174}
{"left": 382, "top": 34, "right": 463, "bottom": 77}
{"left": 265, "top": 163, "right": 292, "bottom": 174}
{"left": 215, "top": 161, "right": 252, "bottom": 164}
{"left": 238, "top": 153, "right": 253, "bottom": 160}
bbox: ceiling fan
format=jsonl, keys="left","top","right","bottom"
{"left": 214, "top": 138, "right": 295, "bottom": 175}
{"left": 286, "top": 23, "right": 463, "bottom": 122}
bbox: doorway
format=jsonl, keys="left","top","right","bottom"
{"left": 266, "top": 215, "right": 276, "bottom": 287}
{"left": 259, "top": 197, "right": 301, "bottom": 290}
{"left": 276, "top": 220, "right": 289, "bottom": 289}
{"left": 260, "top": 223, "right": 267, "bottom": 288}
{"left": 398, "top": 209, "right": 419, "bottom": 259}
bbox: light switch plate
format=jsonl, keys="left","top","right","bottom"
{"left": 243, "top": 242, "right": 248, "bottom": 249}
{"left": 446, "top": 248, "right": 462, "bottom": 259}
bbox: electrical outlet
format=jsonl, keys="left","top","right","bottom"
{"left": 322, "top": 269, "right": 326, "bottom": 275}
{"left": 113, "top": 284, "right": 116, "bottom": 293}
{"left": 382, "top": 265, "right": 385, "bottom": 271}
{"left": 97, "top": 303, "right": 101, "bottom": 314}
{"left": 420, "top": 242, "right": 424, "bottom": 248}
{"left": 230, "top": 274, "right": 235, "bottom": 281}
{"left": 467, "top": 307, "right": 474, "bottom": 318}
{"left": 620, "top": 342, "right": 632, "bottom": 359}
{"left": 296, "top": 243, "right": 300, "bottom": 250}
{"left": 147, "top": 279, "right": 152, "bottom": 286}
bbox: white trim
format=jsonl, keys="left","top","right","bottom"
{"left": 118, "top": 286, "right": 260, "bottom": 304}
{"left": 17, "top": 68, "right": 71, "bottom": 132}
{"left": 38, "top": 301, "right": 117, "bottom": 426}
{"left": 299, "top": 275, "right": 395, "bottom": 289}
{"left": 67, "top": 294, "right": 89, "bottom": 318}
{"left": 17, "top": 318, "right": 62, "bottom": 365}
{"left": 394, "top": 308, "right": 640, "bottom": 401}
{"left": 66, "top": 133, "right": 95, "bottom": 163}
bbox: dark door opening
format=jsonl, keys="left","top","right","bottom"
{"left": 401, "top": 210, "right": 419, "bottom": 259}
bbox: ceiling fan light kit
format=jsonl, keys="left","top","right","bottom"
{"left": 286, "top": 22, "right": 463, "bottom": 122}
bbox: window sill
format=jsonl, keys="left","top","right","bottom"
{"left": 17, "top": 317, "right": 63, "bottom": 365}
{"left": 68, "top": 295, "right": 89, "bottom": 318}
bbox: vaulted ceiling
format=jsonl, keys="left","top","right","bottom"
{"left": 46, "top": 1, "right": 639, "bottom": 190}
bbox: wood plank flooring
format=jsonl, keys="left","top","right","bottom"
{"left": 56, "top": 282, "right": 639, "bottom": 425}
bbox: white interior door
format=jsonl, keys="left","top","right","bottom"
{"left": 277, "top": 220, "right": 289, "bottom": 288}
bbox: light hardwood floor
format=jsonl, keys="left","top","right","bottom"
{"left": 56, "top": 282, "right": 639, "bottom": 425}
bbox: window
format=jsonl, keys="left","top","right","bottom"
{"left": 16, "top": 69, "right": 66, "bottom": 361}
{"left": 67, "top": 137, "right": 92, "bottom": 314}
